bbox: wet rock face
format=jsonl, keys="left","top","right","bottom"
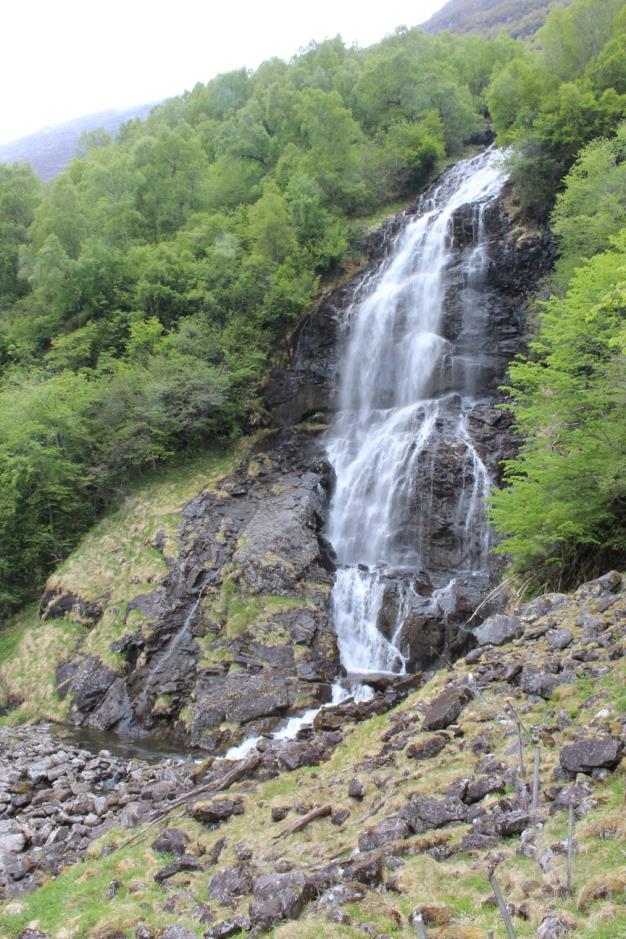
{"left": 53, "top": 428, "right": 340, "bottom": 748}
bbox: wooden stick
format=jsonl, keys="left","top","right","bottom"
{"left": 467, "top": 574, "right": 519, "bottom": 623}
{"left": 506, "top": 703, "right": 526, "bottom": 780}
{"left": 117, "top": 751, "right": 262, "bottom": 850}
{"left": 490, "top": 874, "right": 517, "bottom": 939}
{"left": 272, "top": 804, "right": 332, "bottom": 842}
{"left": 532, "top": 746, "right": 541, "bottom": 809}
{"left": 413, "top": 913, "right": 428, "bottom": 939}
{"left": 567, "top": 803, "right": 574, "bottom": 896}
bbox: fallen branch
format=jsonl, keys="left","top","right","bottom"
{"left": 272, "top": 804, "right": 332, "bottom": 842}
{"left": 117, "top": 751, "right": 262, "bottom": 851}
{"left": 467, "top": 575, "right": 520, "bottom": 623}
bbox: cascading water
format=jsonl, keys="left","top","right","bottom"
{"left": 326, "top": 149, "right": 508, "bottom": 677}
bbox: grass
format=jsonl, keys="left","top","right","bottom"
{"left": 0, "top": 443, "right": 247, "bottom": 724}
{"left": 0, "top": 607, "right": 83, "bottom": 723}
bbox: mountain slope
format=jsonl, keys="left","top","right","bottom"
{"left": 0, "top": 103, "right": 155, "bottom": 180}
{"left": 422, "top": 0, "right": 570, "bottom": 38}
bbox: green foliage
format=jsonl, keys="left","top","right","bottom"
{"left": 488, "top": 0, "right": 626, "bottom": 218}
{"left": 551, "top": 124, "right": 626, "bottom": 284}
{"left": 491, "top": 234, "right": 626, "bottom": 587}
{"left": 0, "top": 163, "right": 41, "bottom": 304}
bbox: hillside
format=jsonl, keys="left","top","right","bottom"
{"left": 1, "top": 569, "right": 625, "bottom": 937}
{"left": 422, "top": 0, "right": 570, "bottom": 38}
{"left": 0, "top": 103, "right": 155, "bottom": 180}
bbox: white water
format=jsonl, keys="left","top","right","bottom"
{"left": 326, "top": 149, "right": 508, "bottom": 676}
{"left": 223, "top": 680, "right": 374, "bottom": 761}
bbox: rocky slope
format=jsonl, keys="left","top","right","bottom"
{"left": 0, "top": 570, "right": 625, "bottom": 937}
{"left": 421, "top": 0, "right": 568, "bottom": 39}
{"left": 0, "top": 166, "right": 552, "bottom": 752}
{"left": 0, "top": 104, "right": 155, "bottom": 181}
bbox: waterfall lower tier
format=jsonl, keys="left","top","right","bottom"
{"left": 326, "top": 149, "right": 508, "bottom": 675}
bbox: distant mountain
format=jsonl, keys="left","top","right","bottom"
{"left": 421, "top": 0, "right": 569, "bottom": 39}
{"left": 0, "top": 103, "right": 156, "bottom": 181}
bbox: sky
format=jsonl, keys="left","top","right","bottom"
{"left": 1, "top": 0, "right": 448, "bottom": 145}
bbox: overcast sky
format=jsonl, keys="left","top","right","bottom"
{"left": 2, "top": 0, "right": 447, "bottom": 145}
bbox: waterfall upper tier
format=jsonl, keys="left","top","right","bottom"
{"left": 325, "top": 149, "right": 511, "bottom": 676}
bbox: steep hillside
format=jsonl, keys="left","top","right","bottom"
{"left": 422, "top": 0, "right": 569, "bottom": 38}
{"left": 0, "top": 103, "right": 155, "bottom": 180}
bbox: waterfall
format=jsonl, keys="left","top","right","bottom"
{"left": 326, "top": 149, "right": 508, "bottom": 677}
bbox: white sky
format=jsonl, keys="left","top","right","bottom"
{"left": 1, "top": 0, "right": 447, "bottom": 145}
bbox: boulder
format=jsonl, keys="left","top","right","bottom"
{"left": 402, "top": 796, "right": 467, "bottom": 832}
{"left": 207, "top": 866, "right": 253, "bottom": 906}
{"left": 464, "top": 775, "right": 505, "bottom": 804}
{"left": 249, "top": 870, "right": 314, "bottom": 929}
{"left": 547, "top": 629, "right": 573, "bottom": 651}
{"left": 421, "top": 686, "right": 472, "bottom": 732}
{"left": 472, "top": 613, "right": 522, "bottom": 646}
{"left": 204, "top": 917, "right": 251, "bottom": 939}
{"left": 151, "top": 828, "right": 190, "bottom": 856}
{"left": 154, "top": 855, "right": 203, "bottom": 883}
{"left": 538, "top": 913, "right": 577, "bottom": 938}
{"left": 358, "top": 817, "right": 411, "bottom": 851}
{"left": 494, "top": 810, "right": 535, "bottom": 836}
{"left": 190, "top": 798, "right": 244, "bottom": 824}
{"left": 159, "top": 929, "right": 197, "bottom": 939}
{"left": 406, "top": 735, "right": 447, "bottom": 761}
{"left": 560, "top": 737, "right": 623, "bottom": 775}
{"left": 348, "top": 777, "right": 365, "bottom": 800}
{"left": 518, "top": 666, "right": 559, "bottom": 699}
{"left": 0, "top": 820, "right": 26, "bottom": 854}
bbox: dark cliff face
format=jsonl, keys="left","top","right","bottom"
{"left": 51, "top": 178, "right": 553, "bottom": 748}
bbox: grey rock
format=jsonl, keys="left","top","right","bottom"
{"left": 406, "top": 735, "right": 447, "bottom": 761}
{"left": 538, "top": 914, "right": 576, "bottom": 938}
{"left": 151, "top": 828, "right": 190, "bottom": 856}
{"left": 207, "top": 866, "right": 253, "bottom": 906}
{"left": 560, "top": 737, "right": 623, "bottom": 774}
{"left": 204, "top": 917, "right": 251, "bottom": 939}
{"left": 402, "top": 796, "right": 467, "bottom": 832}
{"left": 348, "top": 777, "right": 365, "bottom": 800}
{"left": 0, "top": 820, "right": 26, "bottom": 854}
{"left": 464, "top": 775, "right": 505, "bottom": 804}
{"left": 518, "top": 666, "right": 559, "bottom": 699}
{"left": 154, "top": 855, "right": 203, "bottom": 883}
{"left": 331, "top": 809, "right": 350, "bottom": 826}
{"left": 494, "top": 810, "right": 535, "bottom": 836}
{"left": 249, "top": 870, "right": 314, "bottom": 928}
{"left": 358, "top": 817, "right": 411, "bottom": 851}
{"left": 191, "top": 798, "right": 244, "bottom": 824}
{"left": 547, "top": 629, "right": 573, "bottom": 651}
{"left": 159, "top": 929, "right": 197, "bottom": 939}
{"left": 472, "top": 614, "right": 523, "bottom": 646}
{"left": 421, "top": 686, "right": 471, "bottom": 732}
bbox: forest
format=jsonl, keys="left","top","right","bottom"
{"left": 0, "top": 0, "right": 625, "bottom": 616}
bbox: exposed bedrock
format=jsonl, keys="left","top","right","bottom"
{"left": 47, "top": 167, "right": 553, "bottom": 747}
